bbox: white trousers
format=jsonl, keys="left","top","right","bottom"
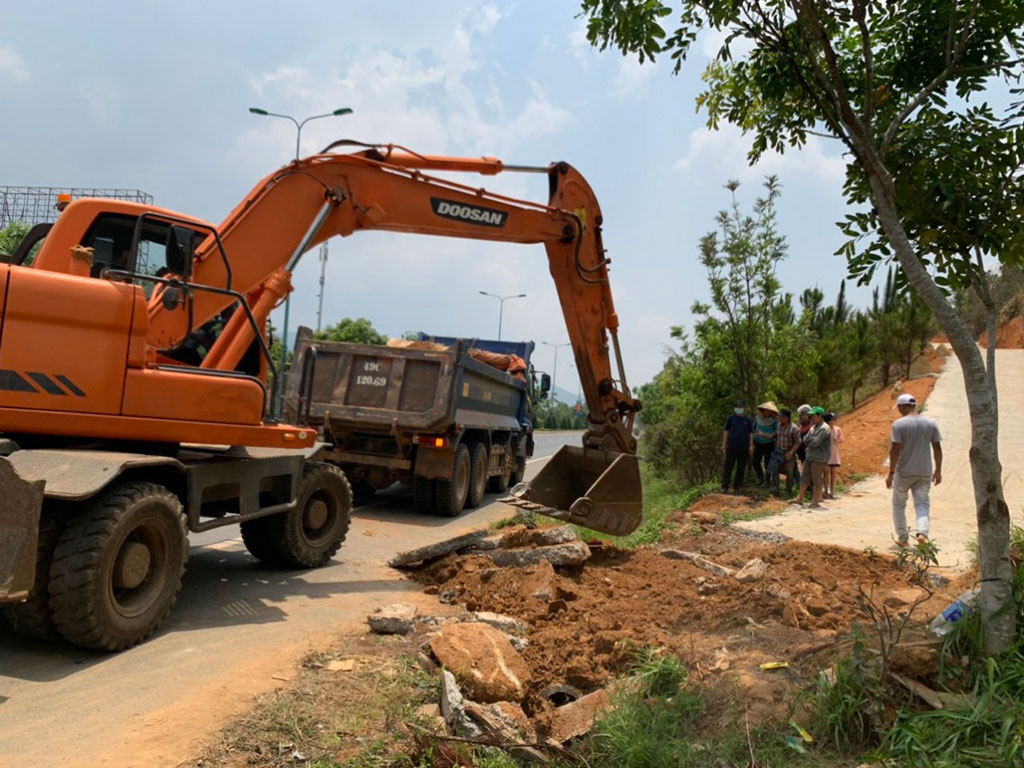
{"left": 892, "top": 473, "right": 931, "bottom": 541}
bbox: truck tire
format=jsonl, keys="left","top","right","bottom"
{"left": 466, "top": 443, "right": 488, "bottom": 509}
{"left": 435, "top": 443, "right": 470, "bottom": 517}
{"left": 48, "top": 482, "right": 187, "bottom": 651}
{"left": 509, "top": 455, "right": 526, "bottom": 487}
{"left": 413, "top": 477, "right": 437, "bottom": 515}
{"left": 352, "top": 481, "right": 376, "bottom": 505}
{"left": 487, "top": 448, "right": 513, "bottom": 493}
{"left": 263, "top": 462, "right": 352, "bottom": 568}
{"left": 3, "top": 509, "right": 64, "bottom": 638}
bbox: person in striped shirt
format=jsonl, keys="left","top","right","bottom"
{"left": 772, "top": 408, "right": 801, "bottom": 496}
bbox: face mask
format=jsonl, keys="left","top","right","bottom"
{"left": 734, "top": 408, "right": 744, "bottom": 415}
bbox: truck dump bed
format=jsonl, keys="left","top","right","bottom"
{"left": 285, "top": 329, "right": 528, "bottom": 435}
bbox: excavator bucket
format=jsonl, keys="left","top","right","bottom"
{"left": 501, "top": 446, "right": 642, "bottom": 536}
{"left": 0, "top": 457, "right": 45, "bottom": 604}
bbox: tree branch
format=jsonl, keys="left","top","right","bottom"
{"left": 881, "top": 0, "right": 983, "bottom": 158}
{"left": 852, "top": 0, "right": 874, "bottom": 124}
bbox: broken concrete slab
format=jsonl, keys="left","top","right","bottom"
{"left": 473, "top": 611, "right": 527, "bottom": 635}
{"left": 367, "top": 603, "right": 417, "bottom": 635}
{"left": 498, "top": 524, "right": 579, "bottom": 549}
{"left": 430, "top": 622, "right": 532, "bottom": 703}
{"left": 440, "top": 669, "right": 483, "bottom": 737}
{"left": 388, "top": 529, "right": 489, "bottom": 567}
{"left": 548, "top": 688, "right": 612, "bottom": 743}
{"left": 735, "top": 558, "right": 768, "bottom": 583}
{"left": 474, "top": 540, "right": 591, "bottom": 568}
{"left": 464, "top": 700, "right": 537, "bottom": 741}
{"left": 660, "top": 549, "right": 736, "bottom": 578}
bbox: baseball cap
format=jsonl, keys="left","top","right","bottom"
{"left": 734, "top": 398, "right": 745, "bottom": 407}
{"left": 896, "top": 394, "right": 916, "bottom": 407}
{"left": 810, "top": 406, "right": 825, "bottom": 415}
{"left": 797, "top": 404, "right": 811, "bottom": 414}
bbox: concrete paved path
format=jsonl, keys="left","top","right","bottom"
{"left": 738, "top": 349, "right": 1024, "bottom": 572}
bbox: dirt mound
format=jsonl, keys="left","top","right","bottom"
{"left": 834, "top": 374, "right": 940, "bottom": 480}
{"left": 415, "top": 525, "right": 952, "bottom": 726}
{"left": 684, "top": 493, "right": 786, "bottom": 516}
{"left": 980, "top": 316, "right": 1024, "bottom": 349}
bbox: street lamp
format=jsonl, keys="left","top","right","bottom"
{"left": 248, "top": 106, "right": 354, "bottom": 160}
{"left": 542, "top": 341, "right": 571, "bottom": 403}
{"left": 248, "top": 106, "right": 353, "bottom": 415}
{"left": 478, "top": 291, "right": 527, "bottom": 340}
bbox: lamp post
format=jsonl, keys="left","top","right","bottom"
{"left": 478, "top": 291, "right": 526, "bottom": 340}
{"left": 542, "top": 341, "right": 571, "bottom": 403}
{"left": 248, "top": 106, "right": 353, "bottom": 414}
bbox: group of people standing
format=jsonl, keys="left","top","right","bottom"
{"left": 721, "top": 400, "right": 844, "bottom": 507}
{"left": 720, "top": 392, "right": 944, "bottom": 547}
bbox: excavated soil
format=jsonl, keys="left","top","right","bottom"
{"left": 980, "top": 316, "right": 1024, "bottom": 349}
{"left": 415, "top": 525, "right": 960, "bottom": 730}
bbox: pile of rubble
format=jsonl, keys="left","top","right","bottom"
{"left": 366, "top": 524, "right": 609, "bottom": 755}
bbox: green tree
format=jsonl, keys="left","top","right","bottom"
{"left": 314, "top": 317, "right": 388, "bottom": 345}
{"left": 581, "top": 0, "right": 1023, "bottom": 652}
{"left": 0, "top": 221, "right": 30, "bottom": 260}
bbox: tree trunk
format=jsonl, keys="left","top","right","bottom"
{"left": 866, "top": 171, "right": 1015, "bottom": 653}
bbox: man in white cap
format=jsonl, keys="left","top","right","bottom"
{"left": 886, "top": 393, "right": 943, "bottom": 546}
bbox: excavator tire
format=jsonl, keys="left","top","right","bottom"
{"left": 48, "top": 482, "right": 187, "bottom": 651}
{"left": 413, "top": 477, "right": 437, "bottom": 515}
{"left": 240, "top": 516, "right": 283, "bottom": 565}
{"left": 3, "top": 508, "right": 64, "bottom": 639}
{"left": 434, "top": 443, "right": 470, "bottom": 517}
{"left": 259, "top": 462, "right": 352, "bottom": 569}
{"left": 466, "top": 443, "right": 488, "bottom": 509}
{"left": 487, "top": 447, "right": 514, "bottom": 494}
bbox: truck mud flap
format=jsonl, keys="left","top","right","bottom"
{"left": 501, "top": 445, "right": 642, "bottom": 537}
{"left": 0, "top": 457, "right": 45, "bottom": 604}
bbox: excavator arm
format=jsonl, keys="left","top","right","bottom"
{"left": 67, "top": 145, "right": 642, "bottom": 535}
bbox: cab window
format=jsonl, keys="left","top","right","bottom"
{"left": 81, "top": 214, "right": 170, "bottom": 280}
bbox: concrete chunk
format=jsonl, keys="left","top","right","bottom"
{"left": 440, "top": 669, "right": 482, "bottom": 737}
{"left": 430, "top": 622, "right": 532, "bottom": 703}
{"left": 367, "top": 603, "right": 417, "bottom": 635}
{"left": 473, "top": 611, "right": 527, "bottom": 635}
{"left": 498, "top": 524, "right": 579, "bottom": 548}
{"left": 388, "top": 529, "right": 489, "bottom": 567}
{"left": 476, "top": 540, "right": 591, "bottom": 568}
{"left": 660, "top": 549, "right": 736, "bottom": 578}
{"left": 549, "top": 688, "right": 612, "bottom": 743}
{"left": 735, "top": 558, "right": 768, "bottom": 583}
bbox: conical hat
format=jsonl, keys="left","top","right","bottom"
{"left": 757, "top": 401, "right": 779, "bottom": 414}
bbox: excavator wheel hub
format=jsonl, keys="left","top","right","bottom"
{"left": 113, "top": 541, "right": 152, "bottom": 589}
{"left": 304, "top": 499, "right": 330, "bottom": 531}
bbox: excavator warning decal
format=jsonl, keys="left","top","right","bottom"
{"left": 430, "top": 198, "right": 508, "bottom": 228}
{"left": 0, "top": 370, "right": 85, "bottom": 397}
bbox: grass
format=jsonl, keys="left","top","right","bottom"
{"left": 199, "top": 643, "right": 438, "bottom": 768}
{"left": 563, "top": 649, "right": 848, "bottom": 768}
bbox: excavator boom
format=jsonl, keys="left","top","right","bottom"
{"left": 23, "top": 143, "right": 643, "bottom": 535}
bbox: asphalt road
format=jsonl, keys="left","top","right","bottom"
{"left": 0, "top": 431, "right": 581, "bottom": 768}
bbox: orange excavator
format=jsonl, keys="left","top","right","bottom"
{"left": 0, "top": 142, "right": 642, "bottom": 650}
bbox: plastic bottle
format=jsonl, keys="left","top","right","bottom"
{"left": 929, "top": 587, "right": 980, "bottom": 637}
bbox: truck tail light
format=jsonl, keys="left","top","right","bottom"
{"left": 416, "top": 435, "right": 449, "bottom": 448}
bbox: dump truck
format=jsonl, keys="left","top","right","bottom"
{"left": 284, "top": 328, "right": 549, "bottom": 517}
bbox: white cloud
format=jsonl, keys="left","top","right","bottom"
{"left": 673, "top": 124, "right": 847, "bottom": 186}
{"left": 612, "top": 56, "right": 656, "bottom": 98}
{"left": 0, "top": 44, "right": 29, "bottom": 82}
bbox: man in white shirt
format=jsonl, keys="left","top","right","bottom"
{"left": 885, "top": 393, "right": 943, "bottom": 547}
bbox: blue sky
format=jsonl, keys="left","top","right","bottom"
{"left": 1, "top": 1, "right": 862, "bottom": 386}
